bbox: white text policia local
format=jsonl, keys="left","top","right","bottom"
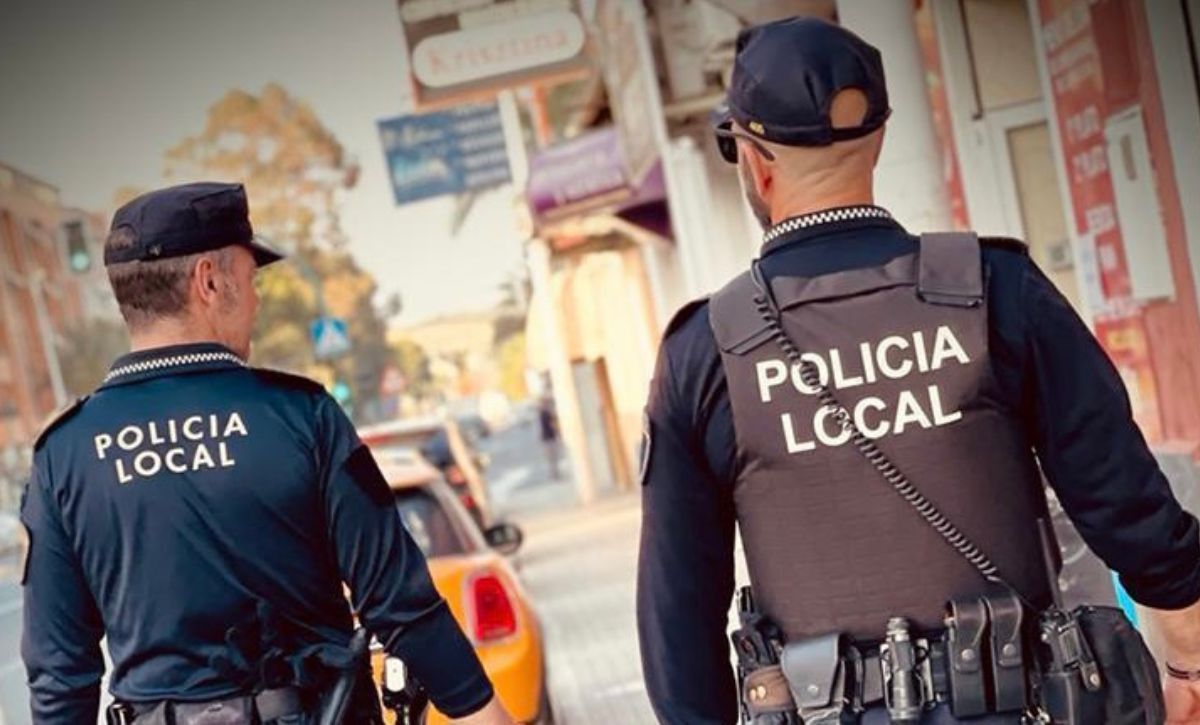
{"left": 757, "top": 325, "right": 971, "bottom": 454}
{"left": 93, "top": 413, "right": 248, "bottom": 483}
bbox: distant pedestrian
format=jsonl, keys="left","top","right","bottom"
{"left": 538, "top": 396, "right": 562, "bottom": 480}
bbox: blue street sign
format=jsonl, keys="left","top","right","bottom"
{"left": 377, "top": 103, "right": 512, "bottom": 206}
{"left": 311, "top": 317, "right": 351, "bottom": 360}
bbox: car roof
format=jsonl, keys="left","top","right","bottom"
{"left": 358, "top": 416, "right": 445, "bottom": 443}
{"left": 371, "top": 447, "right": 441, "bottom": 490}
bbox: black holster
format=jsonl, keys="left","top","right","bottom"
{"left": 1037, "top": 605, "right": 1164, "bottom": 725}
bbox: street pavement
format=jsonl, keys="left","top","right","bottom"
{"left": 0, "top": 582, "right": 22, "bottom": 725}
{"left": 477, "top": 411, "right": 657, "bottom": 723}
{"left": 510, "top": 494, "right": 655, "bottom": 724}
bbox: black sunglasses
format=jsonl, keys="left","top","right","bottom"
{"left": 713, "top": 125, "right": 776, "bottom": 165}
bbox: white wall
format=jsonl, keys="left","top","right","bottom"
{"left": 836, "top": 0, "right": 953, "bottom": 232}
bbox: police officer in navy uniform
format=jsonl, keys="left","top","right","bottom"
{"left": 636, "top": 18, "right": 1200, "bottom": 725}
{"left": 20, "top": 182, "right": 515, "bottom": 725}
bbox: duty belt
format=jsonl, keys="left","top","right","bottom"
{"left": 106, "top": 686, "right": 305, "bottom": 725}
{"left": 743, "top": 631, "right": 957, "bottom": 722}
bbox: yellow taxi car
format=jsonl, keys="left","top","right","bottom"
{"left": 369, "top": 449, "right": 551, "bottom": 724}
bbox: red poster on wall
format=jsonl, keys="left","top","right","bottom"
{"left": 914, "top": 2, "right": 970, "bottom": 230}
{"left": 1094, "top": 315, "right": 1164, "bottom": 441}
{"left": 1036, "top": 0, "right": 1131, "bottom": 300}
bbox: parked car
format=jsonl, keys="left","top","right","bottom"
{"left": 370, "top": 452, "right": 550, "bottom": 724}
{"left": 359, "top": 417, "right": 492, "bottom": 531}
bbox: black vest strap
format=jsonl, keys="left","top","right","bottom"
{"left": 711, "top": 232, "right": 985, "bottom": 353}
{"left": 709, "top": 270, "right": 773, "bottom": 355}
{"left": 918, "top": 232, "right": 983, "bottom": 308}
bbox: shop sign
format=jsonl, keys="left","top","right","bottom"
{"left": 377, "top": 103, "right": 511, "bottom": 205}
{"left": 526, "top": 127, "right": 666, "bottom": 227}
{"left": 398, "top": 0, "right": 591, "bottom": 108}
{"left": 596, "top": 0, "right": 660, "bottom": 185}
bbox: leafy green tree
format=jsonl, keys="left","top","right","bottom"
{"left": 391, "top": 339, "right": 434, "bottom": 400}
{"left": 163, "top": 84, "right": 393, "bottom": 419}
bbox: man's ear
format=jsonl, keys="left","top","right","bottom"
{"left": 870, "top": 127, "right": 886, "bottom": 166}
{"left": 192, "top": 256, "right": 219, "bottom": 307}
{"left": 742, "top": 142, "right": 773, "bottom": 200}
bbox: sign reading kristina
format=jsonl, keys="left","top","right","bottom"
{"left": 398, "top": 0, "right": 590, "bottom": 108}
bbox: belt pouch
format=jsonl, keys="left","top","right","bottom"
{"left": 945, "top": 597, "right": 989, "bottom": 717}
{"left": 130, "top": 703, "right": 172, "bottom": 725}
{"left": 780, "top": 633, "right": 845, "bottom": 724}
{"left": 172, "top": 697, "right": 255, "bottom": 725}
{"left": 984, "top": 590, "right": 1028, "bottom": 712}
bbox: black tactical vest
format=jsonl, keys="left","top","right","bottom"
{"left": 708, "top": 233, "right": 1051, "bottom": 642}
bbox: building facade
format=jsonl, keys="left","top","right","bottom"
{"left": 0, "top": 164, "right": 82, "bottom": 447}
{"left": 521, "top": 0, "right": 1200, "bottom": 512}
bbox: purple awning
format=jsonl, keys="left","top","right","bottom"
{"left": 526, "top": 127, "right": 669, "bottom": 238}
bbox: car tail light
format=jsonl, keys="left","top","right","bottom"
{"left": 467, "top": 571, "right": 518, "bottom": 642}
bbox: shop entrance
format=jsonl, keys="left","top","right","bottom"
{"left": 934, "top": 0, "right": 1115, "bottom": 607}
{"left": 933, "top": 0, "right": 1080, "bottom": 311}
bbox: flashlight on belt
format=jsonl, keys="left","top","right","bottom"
{"left": 881, "top": 617, "right": 925, "bottom": 723}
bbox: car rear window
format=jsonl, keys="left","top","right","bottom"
{"left": 395, "top": 488, "right": 467, "bottom": 558}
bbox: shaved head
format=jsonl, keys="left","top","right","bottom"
{"left": 736, "top": 89, "right": 884, "bottom": 230}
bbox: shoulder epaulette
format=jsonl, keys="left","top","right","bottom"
{"left": 34, "top": 396, "right": 89, "bottom": 451}
{"left": 251, "top": 367, "right": 326, "bottom": 394}
{"left": 979, "top": 236, "right": 1029, "bottom": 255}
{"left": 663, "top": 297, "right": 710, "bottom": 339}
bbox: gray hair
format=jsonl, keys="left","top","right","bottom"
{"left": 104, "top": 228, "right": 233, "bottom": 330}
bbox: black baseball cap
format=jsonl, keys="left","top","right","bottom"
{"left": 713, "top": 16, "right": 891, "bottom": 163}
{"left": 104, "top": 182, "right": 283, "bottom": 267}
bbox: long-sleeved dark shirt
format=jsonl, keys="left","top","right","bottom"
{"left": 21, "top": 342, "right": 494, "bottom": 723}
{"left": 636, "top": 209, "right": 1200, "bottom": 724}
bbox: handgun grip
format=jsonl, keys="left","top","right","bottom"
{"left": 317, "top": 628, "right": 370, "bottom": 725}
{"left": 1039, "top": 670, "right": 1104, "bottom": 725}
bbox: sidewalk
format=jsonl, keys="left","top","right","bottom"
{"left": 508, "top": 492, "right": 656, "bottom": 725}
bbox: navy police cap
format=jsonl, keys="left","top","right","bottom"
{"left": 713, "top": 16, "right": 891, "bottom": 159}
{"left": 105, "top": 182, "right": 283, "bottom": 268}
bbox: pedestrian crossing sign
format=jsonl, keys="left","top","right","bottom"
{"left": 311, "top": 317, "right": 351, "bottom": 360}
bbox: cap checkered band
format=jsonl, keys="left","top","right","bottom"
{"left": 104, "top": 351, "right": 245, "bottom": 383}
{"left": 763, "top": 206, "right": 893, "bottom": 244}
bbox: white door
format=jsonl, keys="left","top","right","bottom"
{"left": 985, "top": 104, "right": 1081, "bottom": 309}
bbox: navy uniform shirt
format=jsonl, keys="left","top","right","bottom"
{"left": 21, "top": 342, "right": 493, "bottom": 723}
{"left": 636, "top": 209, "right": 1200, "bottom": 725}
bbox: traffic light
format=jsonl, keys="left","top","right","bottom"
{"left": 63, "top": 220, "right": 91, "bottom": 273}
{"left": 331, "top": 380, "right": 352, "bottom": 406}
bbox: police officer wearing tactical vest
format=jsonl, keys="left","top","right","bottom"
{"left": 637, "top": 17, "right": 1200, "bottom": 725}
{"left": 20, "top": 182, "right": 515, "bottom": 725}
